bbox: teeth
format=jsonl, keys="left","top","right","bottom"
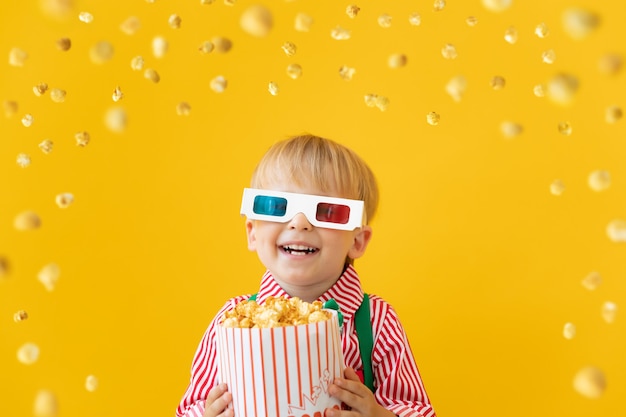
{"left": 283, "top": 245, "right": 316, "bottom": 253}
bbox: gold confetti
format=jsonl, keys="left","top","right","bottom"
{"left": 426, "top": 112, "right": 440, "bottom": 126}
{"left": 433, "top": 0, "right": 446, "bottom": 11}
{"left": 331, "top": 26, "right": 351, "bottom": 40}
{"left": 144, "top": 68, "right": 160, "bottom": 83}
{"left": 50, "top": 88, "right": 66, "bottom": 103}
{"left": 14, "top": 310, "right": 28, "bottom": 322}
{"left": 16, "top": 153, "right": 31, "bottom": 168}
{"left": 388, "top": 53, "right": 407, "bottom": 69}
{"left": 346, "top": 5, "right": 360, "bottom": 18}
{"left": 562, "top": 8, "right": 600, "bottom": 40}
{"left": 14, "top": 211, "right": 41, "bottom": 231}
{"left": 120, "top": 16, "right": 141, "bottom": 35}
{"left": 601, "top": 301, "right": 617, "bottom": 323}
{"left": 339, "top": 65, "right": 356, "bottom": 81}
{"left": 490, "top": 76, "right": 506, "bottom": 90}
{"left": 534, "top": 22, "right": 550, "bottom": 38}
{"left": 212, "top": 37, "right": 233, "bottom": 53}
{"left": 445, "top": 75, "right": 467, "bottom": 102}
{"left": 481, "top": 0, "right": 512, "bottom": 13}
{"left": 3, "top": 100, "right": 18, "bottom": 117}
{"left": 268, "top": 81, "right": 279, "bottom": 96}
{"left": 21, "top": 113, "right": 34, "bottom": 127}
{"left": 466, "top": 16, "right": 479, "bottom": 26}
{"left": 17, "top": 342, "right": 40, "bottom": 365}
{"left": 131, "top": 56, "right": 145, "bottom": 71}
{"left": 500, "top": 121, "right": 523, "bottom": 138}
{"left": 75, "top": 131, "right": 91, "bottom": 147}
{"left": 504, "top": 26, "right": 518, "bottom": 44}
{"left": 210, "top": 75, "right": 227, "bottom": 93}
{"left": 286, "top": 64, "right": 303, "bottom": 79}
{"left": 378, "top": 14, "right": 392, "bottom": 28}
{"left": 588, "top": 170, "right": 610, "bottom": 191}
{"left": 606, "top": 219, "right": 626, "bottom": 243}
{"left": 56, "top": 37, "right": 71, "bottom": 51}
{"left": 79, "top": 11, "right": 94, "bottom": 23}
{"left": 441, "top": 44, "right": 458, "bottom": 59}
{"left": 90, "top": 41, "right": 114, "bottom": 64}
{"left": 546, "top": 73, "right": 578, "bottom": 106}
{"left": 176, "top": 102, "right": 191, "bottom": 116}
{"left": 240, "top": 5, "right": 273, "bottom": 37}
{"left": 39, "top": 138, "right": 56, "bottom": 154}
{"left": 112, "top": 86, "right": 124, "bottom": 102}
{"left": 557, "top": 121, "right": 572, "bottom": 136}
{"left": 198, "top": 41, "right": 214, "bottom": 54}
{"left": 168, "top": 14, "right": 182, "bottom": 29}
{"left": 38, "top": 263, "right": 60, "bottom": 291}
{"left": 294, "top": 13, "right": 314, "bottom": 32}
{"left": 85, "top": 375, "right": 99, "bottom": 392}
{"left": 55, "top": 192, "right": 74, "bottom": 208}
{"left": 104, "top": 107, "right": 128, "bottom": 133}
{"left": 549, "top": 179, "right": 565, "bottom": 196}
{"left": 281, "top": 41, "right": 297, "bottom": 56}
{"left": 581, "top": 271, "right": 602, "bottom": 291}
{"left": 152, "top": 36, "right": 169, "bottom": 58}
{"left": 408, "top": 12, "right": 421, "bottom": 26}
{"left": 34, "top": 389, "right": 58, "bottom": 417}
{"left": 33, "top": 82, "right": 49, "bottom": 96}
{"left": 9, "top": 47, "right": 28, "bottom": 67}
{"left": 598, "top": 54, "right": 622, "bottom": 76}
{"left": 605, "top": 106, "right": 622, "bottom": 124}
{"left": 563, "top": 322, "right": 576, "bottom": 340}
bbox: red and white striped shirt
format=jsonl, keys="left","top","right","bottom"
{"left": 176, "top": 265, "right": 436, "bottom": 417}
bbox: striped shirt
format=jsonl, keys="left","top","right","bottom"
{"left": 176, "top": 265, "right": 436, "bottom": 417}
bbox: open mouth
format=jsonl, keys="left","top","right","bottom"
{"left": 280, "top": 244, "right": 318, "bottom": 255}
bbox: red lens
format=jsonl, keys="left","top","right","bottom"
{"left": 316, "top": 203, "right": 350, "bottom": 224}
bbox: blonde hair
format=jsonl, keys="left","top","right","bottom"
{"left": 250, "top": 134, "right": 379, "bottom": 223}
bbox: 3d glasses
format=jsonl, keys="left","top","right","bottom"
{"left": 240, "top": 188, "right": 365, "bottom": 231}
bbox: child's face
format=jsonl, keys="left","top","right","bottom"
{"left": 245, "top": 181, "right": 372, "bottom": 300}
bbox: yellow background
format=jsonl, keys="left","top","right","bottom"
{"left": 1, "top": 0, "right": 625, "bottom": 416}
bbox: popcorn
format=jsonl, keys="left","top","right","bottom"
{"left": 346, "top": 5, "right": 360, "bottom": 18}
{"left": 500, "top": 121, "right": 524, "bottom": 138}
{"left": 14, "top": 310, "right": 28, "bottom": 321}
{"left": 557, "top": 121, "right": 572, "bottom": 136}
{"left": 281, "top": 41, "right": 297, "bottom": 56}
{"left": 212, "top": 37, "right": 233, "bottom": 53}
{"left": 33, "top": 389, "right": 58, "bottom": 417}
{"left": 441, "top": 43, "right": 458, "bottom": 60}
{"left": 131, "top": 56, "right": 144, "bottom": 71}
{"left": 581, "top": 271, "right": 602, "bottom": 290}
{"left": 605, "top": 106, "right": 622, "bottom": 124}
{"left": 482, "top": 0, "right": 512, "bottom": 13}
{"left": 504, "top": 26, "right": 518, "bottom": 44}
{"left": 55, "top": 192, "right": 74, "bottom": 208}
{"left": 221, "top": 296, "right": 331, "bottom": 328}
{"left": 152, "top": 36, "right": 169, "bottom": 58}
{"left": 562, "top": 8, "right": 600, "bottom": 40}
{"left": 606, "top": 219, "right": 626, "bottom": 242}
{"left": 433, "top": 0, "right": 446, "bottom": 12}
{"left": 466, "top": 16, "right": 479, "bottom": 27}
{"left": 573, "top": 366, "right": 606, "bottom": 398}
{"left": 79, "top": 11, "right": 94, "bottom": 23}
{"left": 17, "top": 342, "right": 40, "bottom": 365}
{"left": 50, "top": 88, "right": 66, "bottom": 103}
{"left": 198, "top": 41, "right": 214, "bottom": 54}
{"left": 75, "top": 131, "right": 90, "bottom": 147}
{"left": 426, "top": 112, "right": 440, "bottom": 126}
{"left": 562, "top": 322, "right": 576, "bottom": 339}
{"left": 22, "top": 113, "right": 34, "bottom": 127}
{"left": 56, "top": 38, "right": 71, "bottom": 51}
{"left": 168, "top": 14, "right": 182, "bottom": 29}
{"left": 601, "top": 301, "right": 617, "bottom": 323}
{"left": 144, "top": 68, "right": 160, "bottom": 83}
{"left": 268, "top": 81, "right": 279, "bottom": 96}
{"left": 445, "top": 75, "right": 467, "bottom": 102}
{"left": 542, "top": 49, "right": 556, "bottom": 64}
{"left": 408, "top": 13, "right": 421, "bottom": 26}
{"left": 240, "top": 5, "right": 273, "bottom": 37}
{"left": 38, "top": 263, "right": 60, "bottom": 291}
{"left": 9, "top": 47, "right": 28, "bottom": 67}
{"left": 378, "top": 14, "right": 392, "bottom": 28}
{"left": 210, "top": 76, "right": 227, "bottom": 93}
{"left": 294, "top": 13, "right": 314, "bottom": 32}
{"left": 90, "top": 41, "right": 114, "bottom": 64}
{"left": 490, "top": 76, "right": 506, "bottom": 90}
{"left": 33, "top": 82, "right": 49, "bottom": 96}
{"left": 534, "top": 23, "right": 550, "bottom": 38}
{"left": 85, "top": 375, "right": 99, "bottom": 392}
{"left": 549, "top": 179, "right": 565, "bottom": 196}
{"left": 588, "top": 170, "right": 610, "bottom": 191}
{"left": 120, "top": 16, "right": 141, "bottom": 35}
{"left": 339, "top": 65, "right": 356, "bottom": 81}
{"left": 331, "top": 26, "right": 351, "bottom": 40}
{"left": 176, "top": 102, "right": 192, "bottom": 116}
{"left": 17, "top": 153, "right": 31, "bottom": 168}
{"left": 14, "top": 211, "right": 41, "bottom": 231}
{"left": 388, "top": 53, "right": 407, "bottom": 69}
{"left": 286, "top": 64, "right": 303, "bottom": 79}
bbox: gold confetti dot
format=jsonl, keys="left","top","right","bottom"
{"left": 104, "top": 107, "right": 128, "bottom": 133}
{"left": 388, "top": 53, "right": 407, "bottom": 69}
{"left": 33, "top": 82, "right": 49, "bottom": 96}
{"left": 426, "top": 112, "right": 440, "bottom": 126}
{"left": 90, "top": 41, "right": 114, "bottom": 64}
{"left": 268, "top": 81, "right": 279, "bottom": 96}
{"left": 581, "top": 271, "right": 602, "bottom": 291}
{"left": 3, "top": 100, "right": 18, "bottom": 117}
{"left": 16, "top": 153, "right": 31, "bottom": 168}
{"left": 50, "top": 88, "right": 66, "bottom": 103}
{"left": 120, "top": 16, "right": 141, "bottom": 35}
{"left": 331, "top": 26, "right": 351, "bottom": 40}
{"left": 562, "top": 8, "right": 600, "bottom": 40}
{"left": 75, "top": 131, "right": 90, "bottom": 147}
{"left": 198, "top": 41, "right": 214, "bottom": 54}
{"left": 295, "top": 13, "right": 314, "bottom": 32}
{"left": 9, "top": 47, "right": 28, "bottom": 67}
{"left": 533, "top": 84, "right": 546, "bottom": 97}
{"left": 281, "top": 41, "right": 297, "bottom": 56}
{"left": 168, "top": 14, "right": 182, "bottom": 29}
{"left": 286, "top": 64, "right": 303, "bottom": 79}
{"left": 606, "top": 219, "right": 626, "bottom": 242}
{"left": 176, "top": 102, "right": 191, "bottom": 116}
{"left": 534, "top": 22, "right": 550, "bottom": 38}
{"left": 22, "top": 113, "right": 34, "bottom": 127}
{"left": 598, "top": 54, "right": 622, "bottom": 76}
{"left": 144, "top": 68, "right": 160, "bottom": 83}
{"left": 445, "top": 75, "right": 467, "bottom": 102}
{"left": 601, "top": 301, "right": 617, "bottom": 323}
{"left": 55, "top": 192, "right": 74, "bottom": 208}
{"left": 17, "top": 343, "right": 40, "bottom": 365}
{"left": 79, "top": 11, "right": 94, "bottom": 23}
{"left": 38, "top": 263, "right": 60, "bottom": 291}
{"left": 433, "top": 0, "right": 446, "bottom": 11}
{"left": 605, "top": 106, "right": 622, "bottom": 124}
{"left": 34, "top": 389, "right": 58, "bottom": 417}
{"left": 14, "top": 211, "right": 41, "bottom": 231}
{"left": 346, "top": 5, "right": 360, "bottom": 18}
{"left": 549, "top": 179, "right": 565, "bottom": 196}
{"left": 490, "top": 76, "right": 506, "bottom": 90}
{"left": 152, "top": 36, "right": 169, "bottom": 58}
{"left": 504, "top": 26, "right": 518, "bottom": 44}
{"left": 588, "top": 170, "right": 610, "bottom": 191}
{"left": 85, "top": 375, "right": 99, "bottom": 392}
{"left": 408, "top": 12, "right": 421, "bottom": 26}
{"left": 441, "top": 44, "right": 458, "bottom": 59}
{"left": 14, "top": 310, "right": 28, "bottom": 322}
{"left": 212, "top": 37, "right": 233, "bottom": 53}
{"left": 131, "top": 56, "right": 145, "bottom": 71}
{"left": 481, "top": 0, "right": 512, "bottom": 13}
{"left": 112, "top": 86, "right": 124, "bottom": 102}
{"left": 378, "top": 14, "right": 392, "bottom": 28}
{"left": 563, "top": 322, "right": 576, "bottom": 339}
{"left": 557, "top": 121, "right": 572, "bottom": 136}
{"left": 240, "top": 5, "right": 273, "bottom": 37}
{"left": 546, "top": 73, "right": 578, "bottom": 106}
{"left": 339, "top": 66, "right": 356, "bottom": 81}
{"left": 210, "top": 75, "right": 227, "bottom": 93}
{"left": 466, "top": 16, "right": 479, "bottom": 26}
{"left": 500, "top": 121, "right": 523, "bottom": 138}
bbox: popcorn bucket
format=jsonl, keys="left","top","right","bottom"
{"left": 216, "top": 310, "right": 344, "bottom": 417}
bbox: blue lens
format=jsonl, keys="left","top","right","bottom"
{"left": 253, "top": 196, "right": 288, "bottom": 216}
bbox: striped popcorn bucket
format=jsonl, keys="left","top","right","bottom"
{"left": 216, "top": 310, "right": 344, "bottom": 417}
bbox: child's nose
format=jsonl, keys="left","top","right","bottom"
{"left": 288, "top": 212, "right": 313, "bottom": 230}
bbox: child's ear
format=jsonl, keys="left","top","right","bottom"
{"left": 348, "top": 225, "right": 372, "bottom": 260}
{"left": 245, "top": 219, "right": 257, "bottom": 251}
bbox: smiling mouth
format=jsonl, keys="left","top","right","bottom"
{"left": 281, "top": 244, "right": 318, "bottom": 255}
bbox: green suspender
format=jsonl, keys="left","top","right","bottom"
{"left": 247, "top": 293, "right": 375, "bottom": 392}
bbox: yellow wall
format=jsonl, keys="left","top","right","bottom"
{"left": 1, "top": 0, "right": 625, "bottom": 416}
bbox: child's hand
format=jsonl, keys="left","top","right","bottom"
{"left": 326, "top": 368, "right": 395, "bottom": 417}
{"left": 203, "top": 383, "right": 233, "bottom": 417}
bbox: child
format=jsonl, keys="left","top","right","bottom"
{"left": 176, "top": 134, "right": 436, "bottom": 417}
